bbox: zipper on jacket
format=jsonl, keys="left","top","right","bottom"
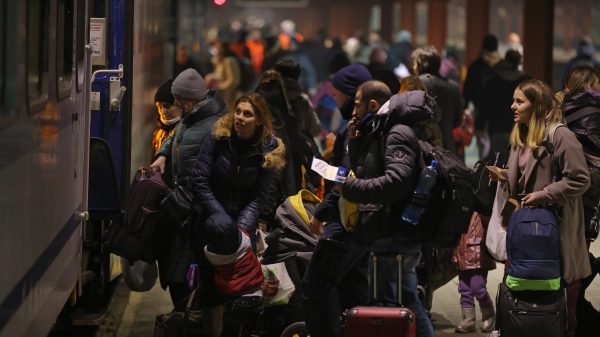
{"left": 230, "top": 165, "right": 240, "bottom": 212}
{"left": 283, "top": 223, "right": 314, "bottom": 243}
{"left": 173, "top": 124, "right": 188, "bottom": 186}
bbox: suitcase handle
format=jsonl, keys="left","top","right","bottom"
{"left": 370, "top": 252, "right": 403, "bottom": 307}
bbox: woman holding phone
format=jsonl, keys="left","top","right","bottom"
{"left": 490, "top": 79, "right": 590, "bottom": 337}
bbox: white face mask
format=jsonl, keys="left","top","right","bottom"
{"left": 161, "top": 115, "right": 181, "bottom": 126}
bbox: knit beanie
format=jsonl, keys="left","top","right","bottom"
{"left": 171, "top": 68, "right": 208, "bottom": 101}
{"left": 154, "top": 80, "right": 175, "bottom": 104}
{"left": 205, "top": 213, "right": 242, "bottom": 255}
{"left": 331, "top": 64, "right": 372, "bottom": 97}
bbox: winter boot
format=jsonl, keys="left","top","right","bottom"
{"left": 201, "top": 305, "right": 223, "bottom": 337}
{"left": 455, "top": 308, "right": 476, "bottom": 333}
{"left": 480, "top": 306, "right": 495, "bottom": 332}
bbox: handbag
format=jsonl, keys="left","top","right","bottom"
{"left": 486, "top": 182, "right": 510, "bottom": 261}
{"left": 121, "top": 257, "right": 159, "bottom": 292}
{"left": 160, "top": 185, "right": 193, "bottom": 226}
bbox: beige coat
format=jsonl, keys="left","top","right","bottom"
{"left": 507, "top": 126, "right": 591, "bottom": 283}
{"left": 212, "top": 56, "right": 241, "bottom": 110}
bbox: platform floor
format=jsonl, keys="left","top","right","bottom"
{"left": 105, "top": 242, "right": 600, "bottom": 337}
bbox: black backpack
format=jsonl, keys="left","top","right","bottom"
{"left": 473, "top": 151, "right": 510, "bottom": 216}
{"left": 396, "top": 127, "right": 477, "bottom": 248}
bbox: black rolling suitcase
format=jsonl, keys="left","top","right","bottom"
{"left": 492, "top": 282, "right": 567, "bottom": 337}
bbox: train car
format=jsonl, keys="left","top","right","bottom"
{"left": 0, "top": 0, "right": 176, "bottom": 335}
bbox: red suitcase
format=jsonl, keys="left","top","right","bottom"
{"left": 343, "top": 253, "right": 417, "bottom": 337}
{"left": 106, "top": 167, "right": 169, "bottom": 263}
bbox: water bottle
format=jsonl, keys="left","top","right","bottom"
{"left": 402, "top": 160, "right": 439, "bottom": 225}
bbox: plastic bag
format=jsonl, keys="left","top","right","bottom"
{"left": 486, "top": 182, "right": 509, "bottom": 261}
{"left": 261, "top": 262, "right": 295, "bottom": 307}
{"left": 121, "top": 257, "right": 158, "bottom": 292}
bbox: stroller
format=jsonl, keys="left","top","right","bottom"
{"left": 260, "top": 190, "right": 321, "bottom": 337}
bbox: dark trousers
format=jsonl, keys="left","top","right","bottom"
{"left": 190, "top": 213, "right": 223, "bottom": 307}
{"left": 301, "top": 223, "right": 369, "bottom": 337}
{"left": 284, "top": 258, "right": 305, "bottom": 325}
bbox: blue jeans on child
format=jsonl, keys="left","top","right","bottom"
{"left": 369, "top": 236, "right": 436, "bottom": 337}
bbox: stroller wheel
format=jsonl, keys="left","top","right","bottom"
{"left": 280, "top": 321, "right": 310, "bottom": 337}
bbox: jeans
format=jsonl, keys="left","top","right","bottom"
{"left": 302, "top": 225, "right": 369, "bottom": 337}
{"left": 369, "top": 236, "right": 436, "bottom": 337}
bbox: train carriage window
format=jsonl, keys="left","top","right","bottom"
{"left": 57, "top": 0, "right": 74, "bottom": 99}
{"left": 27, "top": 0, "right": 50, "bottom": 113}
{"left": 0, "top": 0, "right": 5, "bottom": 106}
{"left": 76, "top": 0, "right": 86, "bottom": 92}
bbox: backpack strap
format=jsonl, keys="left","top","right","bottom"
{"left": 565, "top": 106, "right": 600, "bottom": 125}
{"left": 548, "top": 123, "right": 567, "bottom": 183}
{"left": 548, "top": 123, "right": 567, "bottom": 154}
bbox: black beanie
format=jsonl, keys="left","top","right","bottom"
{"left": 205, "top": 213, "right": 242, "bottom": 255}
{"left": 154, "top": 80, "right": 175, "bottom": 104}
{"left": 331, "top": 64, "right": 372, "bottom": 97}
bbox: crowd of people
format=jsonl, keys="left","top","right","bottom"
{"left": 146, "top": 21, "right": 600, "bottom": 337}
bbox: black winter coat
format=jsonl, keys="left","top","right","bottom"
{"left": 562, "top": 90, "right": 600, "bottom": 158}
{"left": 419, "top": 74, "right": 463, "bottom": 155}
{"left": 155, "top": 90, "right": 227, "bottom": 191}
{"left": 343, "top": 91, "right": 435, "bottom": 242}
{"left": 191, "top": 113, "right": 286, "bottom": 235}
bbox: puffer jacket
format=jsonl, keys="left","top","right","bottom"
{"left": 155, "top": 90, "right": 227, "bottom": 191}
{"left": 151, "top": 117, "right": 179, "bottom": 161}
{"left": 562, "top": 90, "right": 600, "bottom": 206}
{"left": 191, "top": 113, "right": 286, "bottom": 234}
{"left": 343, "top": 91, "right": 435, "bottom": 242}
{"left": 452, "top": 212, "right": 496, "bottom": 271}
{"left": 562, "top": 90, "right": 600, "bottom": 158}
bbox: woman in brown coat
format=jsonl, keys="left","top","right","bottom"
{"left": 491, "top": 79, "right": 591, "bottom": 337}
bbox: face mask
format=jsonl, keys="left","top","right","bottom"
{"left": 339, "top": 99, "right": 355, "bottom": 120}
{"left": 161, "top": 115, "right": 181, "bottom": 126}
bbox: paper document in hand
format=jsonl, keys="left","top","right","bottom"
{"left": 486, "top": 166, "right": 507, "bottom": 179}
{"left": 311, "top": 158, "right": 348, "bottom": 182}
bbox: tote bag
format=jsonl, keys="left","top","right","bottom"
{"left": 261, "top": 262, "right": 295, "bottom": 307}
{"left": 486, "top": 182, "right": 509, "bottom": 261}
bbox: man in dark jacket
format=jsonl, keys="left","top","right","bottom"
{"left": 274, "top": 58, "right": 321, "bottom": 138}
{"left": 338, "top": 86, "right": 437, "bottom": 337}
{"left": 478, "top": 50, "right": 532, "bottom": 153}
{"left": 150, "top": 68, "right": 227, "bottom": 312}
{"left": 302, "top": 64, "right": 372, "bottom": 337}
{"left": 413, "top": 45, "right": 463, "bottom": 155}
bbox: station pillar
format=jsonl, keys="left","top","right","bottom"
{"left": 427, "top": 0, "right": 447, "bottom": 52}
{"left": 465, "top": 0, "right": 490, "bottom": 67}
{"left": 522, "top": 0, "right": 555, "bottom": 85}
{"left": 399, "top": 0, "right": 416, "bottom": 35}
{"left": 380, "top": 0, "right": 395, "bottom": 43}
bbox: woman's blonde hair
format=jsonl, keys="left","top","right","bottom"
{"left": 399, "top": 76, "right": 428, "bottom": 93}
{"left": 233, "top": 93, "right": 273, "bottom": 145}
{"left": 509, "top": 79, "right": 564, "bottom": 149}
{"left": 564, "top": 65, "right": 600, "bottom": 93}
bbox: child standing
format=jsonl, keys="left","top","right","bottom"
{"left": 453, "top": 211, "right": 497, "bottom": 333}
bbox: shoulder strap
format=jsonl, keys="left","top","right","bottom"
{"left": 566, "top": 106, "right": 600, "bottom": 124}
{"left": 548, "top": 123, "right": 567, "bottom": 154}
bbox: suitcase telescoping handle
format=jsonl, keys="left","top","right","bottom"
{"left": 371, "top": 252, "right": 403, "bottom": 306}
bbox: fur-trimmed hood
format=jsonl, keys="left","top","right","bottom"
{"left": 211, "top": 113, "right": 286, "bottom": 171}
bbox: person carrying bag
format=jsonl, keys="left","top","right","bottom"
{"left": 489, "top": 80, "right": 591, "bottom": 337}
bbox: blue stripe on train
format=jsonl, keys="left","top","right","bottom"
{"left": 0, "top": 209, "right": 81, "bottom": 332}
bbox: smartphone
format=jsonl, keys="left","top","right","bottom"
{"left": 517, "top": 193, "right": 527, "bottom": 202}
